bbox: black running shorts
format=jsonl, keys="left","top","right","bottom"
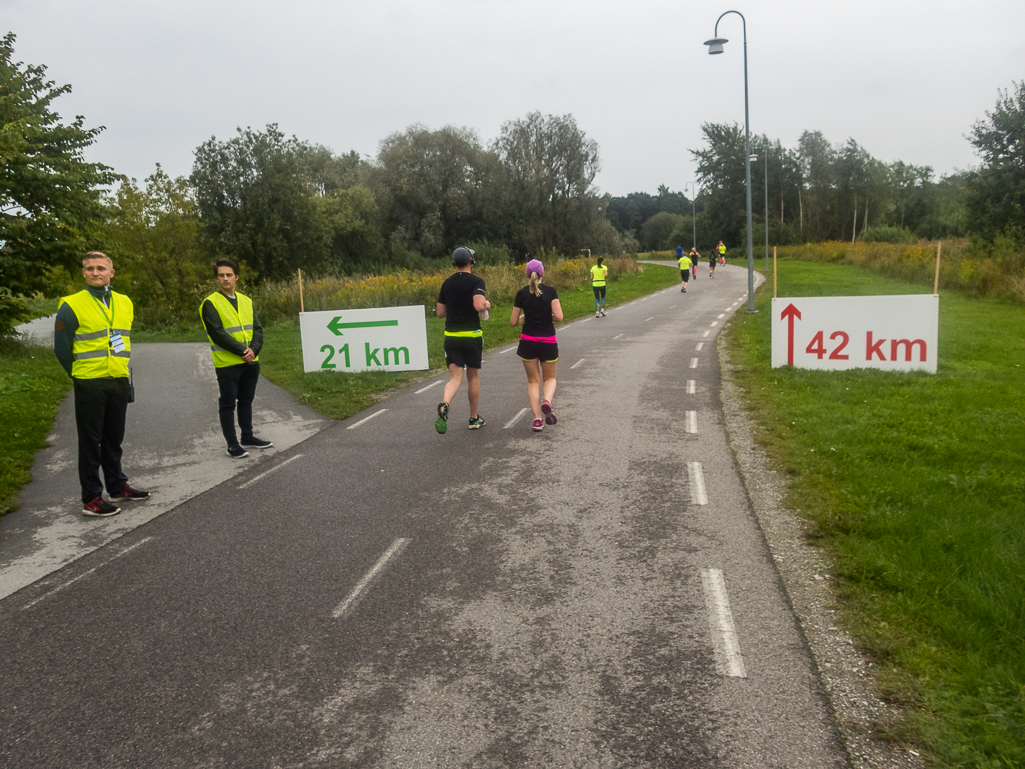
{"left": 444, "top": 335, "right": 483, "bottom": 369}
{"left": 517, "top": 339, "right": 559, "bottom": 362}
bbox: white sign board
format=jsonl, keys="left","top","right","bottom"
{"left": 771, "top": 294, "right": 938, "bottom": 373}
{"left": 300, "top": 305, "right": 429, "bottom": 373}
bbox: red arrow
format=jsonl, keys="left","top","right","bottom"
{"left": 780, "top": 303, "right": 802, "bottom": 366}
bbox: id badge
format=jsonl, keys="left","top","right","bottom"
{"left": 109, "top": 331, "right": 126, "bottom": 353}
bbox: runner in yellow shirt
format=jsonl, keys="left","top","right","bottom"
{"left": 590, "top": 258, "right": 609, "bottom": 317}
{"left": 678, "top": 251, "right": 693, "bottom": 292}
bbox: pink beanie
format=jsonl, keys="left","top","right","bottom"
{"left": 525, "top": 259, "right": 545, "bottom": 277}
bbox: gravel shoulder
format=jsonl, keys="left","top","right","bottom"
{"left": 717, "top": 328, "right": 925, "bottom": 769}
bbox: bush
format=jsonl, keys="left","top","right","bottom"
{"left": 859, "top": 225, "right": 917, "bottom": 244}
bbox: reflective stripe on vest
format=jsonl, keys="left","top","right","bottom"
{"left": 201, "top": 291, "right": 258, "bottom": 368}
{"left": 60, "top": 290, "right": 133, "bottom": 379}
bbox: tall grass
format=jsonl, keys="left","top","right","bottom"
{"left": 777, "top": 239, "right": 1025, "bottom": 303}
{"left": 249, "top": 257, "right": 641, "bottom": 323}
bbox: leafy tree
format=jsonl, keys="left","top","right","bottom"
{"left": 0, "top": 33, "right": 118, "bottom": 333}
{"left": 640, "top": 211, "right": 684, "bottom": 251}
{"left": 691, "top": 122, "right": 749, "bottom": 247}
{"left": 102, "top": 166, "right": 209, "bottom": 327}
{"left": 967, "top": 81, "right": 1025, "bottom": 239}
{"left": 493, "top": 112, "right": 601, "bottom": 255}
{"left": 316, "top": 184, "right": 385, "bottom": 272}
{"left": 371, "top": 125, "right": 497, "bottom": 259}
{"left": 190, "top": 124, "right": 331, "bottom": 281}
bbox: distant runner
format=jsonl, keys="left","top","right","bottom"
{"left": 709, "top": 248, "right": 717, "bottom": 278}
{"left": 678, "top": 250, "right": 693, "bottom": 293}
{"left": 717, "top": 240, "right": 726, "bottom": 265}
{"left": 511, "top": 259, "right": 563, "bottom": 432}
{"left": 590, "top": 257, "right": 609, "bottom": 317}
{"left": 689, "top": 248, "right": 700, "bottom": 280}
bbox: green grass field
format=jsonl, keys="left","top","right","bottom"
{"left": 0, "top": 339, "right": 70, "bottom": 516}
{"left": 727, "top": 260, "right": 1025, "bottom": 767}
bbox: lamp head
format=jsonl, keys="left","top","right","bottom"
{"left": 704, "top": 37, "right": 727, "bottom": 54}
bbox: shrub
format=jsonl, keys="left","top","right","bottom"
{"left": 859, "top": 225, "right": 917, "bottom": 244}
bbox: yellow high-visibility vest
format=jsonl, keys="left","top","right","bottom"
{"left": 201, "top": 291, "right": 258, "bottom": 368}
{"left": 590, "top": 264, "right": 608, "bottom": 286}
{"left": 59, "top": 290, "right": 133, "bottom": 379}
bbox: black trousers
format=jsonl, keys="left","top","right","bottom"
{"left": 215, "top": 362, "right": 260, "bottom": 445}
{"left": 73, "top": 377, "right": 130, "bottom": 503}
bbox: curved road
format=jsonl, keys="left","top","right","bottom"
{"left": 0, "top": 264, "right": 848, "bottom": 768}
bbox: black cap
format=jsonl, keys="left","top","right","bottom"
{"left": 452, "top": 246, "right": 475, "bottom": 267}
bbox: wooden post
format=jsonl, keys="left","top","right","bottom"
{"left": 298, "top": 268, "right": 305, "bottom": 313}
{"left": 773, "top": 246, "right": 777, "bottom": 298}
{"left": 934, "top": 241, "right": 942, "bottom": 294}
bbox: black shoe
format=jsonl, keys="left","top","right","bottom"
{"left": 83, "top": 496, "right": 121, "bottom": 517}
{"left": 468, "top": 415, "right": 485, "bottom": 429}
{"left": 240, "top": 436, "right": 273, "bottom": 449}
{"left": 111, "top": 485, "right": 150, "bottom": 501}
{"left": 226, "top": 444, "right": 250, "bottom": 458}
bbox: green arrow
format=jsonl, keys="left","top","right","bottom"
{"left": 327, "top": 317, "right": 399, "bottom": 336}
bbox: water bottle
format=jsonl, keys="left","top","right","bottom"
{"left": 480, "top": 309, "right": 489, "bottom": 321}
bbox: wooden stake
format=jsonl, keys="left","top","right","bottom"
{"left": 934, "top": 241, "right": 942, "bottom": 294}
{"left": 298, "top": 268, "right": 305, "bottom": 313}
{"left": 773, "top": 246, "right": 777, "bottom": 298}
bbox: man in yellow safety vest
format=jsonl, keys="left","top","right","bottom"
{"left": 200, "top": 258, "right": 272, "bottom": 458}
{"left": 53, "top": 252, "right": 149, "bottom": 517}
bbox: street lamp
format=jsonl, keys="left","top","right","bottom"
{"left": 684, "top": 181, "right": 697, "bottom": 250}
{"left": 705, "top": 10, "right": 755, "bottom": 312}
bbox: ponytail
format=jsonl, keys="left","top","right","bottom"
{"left": 529, "top": 271, "right": 542, "bottom": 297}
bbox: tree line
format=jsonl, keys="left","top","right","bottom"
{"left": 2, "top": 31, "right": 1022, "bottom": 332}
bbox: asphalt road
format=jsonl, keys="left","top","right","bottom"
{"left": 1, "top": 265, "right": 849, "bottom": 768}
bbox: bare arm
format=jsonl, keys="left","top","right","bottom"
{"left": 551, "top": 299, "right": 564, "bottom": 322}
{"left": 510, "top": 307, "right": 522, "bottom": 326}
{"left": 436, "top": 302, "right": 446, "bottom": 319}
{"left": 473, "top": 294, "right": 491, "bottom": 312}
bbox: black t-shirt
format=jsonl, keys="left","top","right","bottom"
{"left": 513, "top": 284, "right": 559, "bottom": 337}
{"left": 438, "top": 272, "right": 486, "bottom": 332}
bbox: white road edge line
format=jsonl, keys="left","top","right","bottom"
{"left": 645, "top": 316, "right": 654, "bottom": 322}
{"left": 687, "top": 379, "right": 696, "bottom": 394}
{"left": 710, "top": 321, "right": 719, "bottom": 327}
{"left": 504, "top": 408, "right": 529, "bottom": 429}
{"left": 333, "top": 538, "right": 411, "bottom": 619}
{"left": 614, "top": 333, "right": 625, "bottom": 340}
{"left": 415, "top": 380, "right": 442, "bottom": 394}
{"left": 685, "top": 411, "right": 698, "bottom": 434}
{"left": 689, "top": 357, "right": 699, "bottom": 369}
{"left": 23, "top": 537, "right": 155, "bottom": 610}
{"left": 688, "top": 461, "right": 708, "bottom": 505}
{"left": 571, "top": 359, "right": 585, "bottom": 369}
{"left": 580, "top": 317, "right": 592, "bottom": 323}
{"left": 238, "top": 454, "right": 304, "bottom": 489}
{"left": 702, "top": 568, "right": 748, "bottom": 678}
{"left": 347, "top": 409, "right": 387, "bottom": 430}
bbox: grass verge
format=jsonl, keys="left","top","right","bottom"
{"left": 726, "top": 260, "right": 1025, "bottom": 767}
{"left": 0, "top": 338, "right": 70, "bottom": 517}
{"left": 257, "top": 263, "right": 679, "bottom": 419}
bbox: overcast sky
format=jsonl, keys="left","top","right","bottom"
{"left": 8, "top": 0, "right": 1024, "bottom": 197}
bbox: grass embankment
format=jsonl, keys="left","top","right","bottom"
{"left": 727, "top": 260, "right": 1025, "bottom": 767}
{"left": 0, "top": 339, "right": 70, "bottom": 516}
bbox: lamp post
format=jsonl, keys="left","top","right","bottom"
{"left": 684, "top": 181, "right": 697, "bottom": 250}
{"left": 749, "top": 150, "right": 770, "bottom": 271}
{"left": 705, "top": 10, "right": 755, "bottom": 312}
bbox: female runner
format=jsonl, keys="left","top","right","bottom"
{"left": 510, "top": 259, "right": 564, "bottom": 432}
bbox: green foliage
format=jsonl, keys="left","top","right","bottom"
{"left": 0, "top": 338, "right": 69, "bottom": 516}
{"left": 100, "top": 166, "right": 210, "bottom": 327}
{"left": 316, "top": 183, "right": 385, "bottom": 272}
{"left": 967, "top": 81, "right": 1025, "bottom": 240}
{"left": 0, "top": 33, "right": 118, "bottom": 335}
{"left": 727, "top": 261, "right": 1025, "bottom": 766}
{"left": 859, "top": 225, "right": 917, "bottom": 243}
{"left": 639, "top": 211, "right": 683, "bottom": 251}
{"left": 190, "top": 124, "right": 332, "bottom": 281}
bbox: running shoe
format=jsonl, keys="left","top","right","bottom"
{"left": 226, "top": 444, "right": 250, "bottom": 458}
{"left": 600, "top": 309, "right": 606, "bottom": 317}
{"left": 240, "top": 436, "right": 273, "bottom": 449}
{"left": 541, "top": 400, "right": 557, "bottom": 425}
{"left": 468, "top": 415, "right": 485, "bottom": 429}
{"left": 111, "top": 485, "right": 150, "bottom": 501}
{"left": 532, "top": 418, "right": 544, "bottom": 432}
{"left": 435, "top": 402, "right": 449, "bottom": 434}
{"left": 596, "top": 311, "right": 600, "bottom": 318}
{"left": 83, "top": 496, "right": 121, "bottom": 517}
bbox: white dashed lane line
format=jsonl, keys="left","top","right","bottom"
{"left": 22, "top": 537, "right": 155, "bottom": 610}
{"left": 717, "top": 313, "right": 726, "bottom": 319}
{"left": 687, "top": 462, "right": 708, "bottom": 505}
{"left": 238, "top": 454, "right": 304, "bottom": 490}
{"left": 499, "top": 345, "right": 517, "bottom": 354}
{"left": 685, "top": 411, "right": 697, "bottom": 434}
{"left": 689, "top": 357, "right": 699, "bottom": 369}
{"left": 504, "top": 408, "right": 529, "bottom": 429}
{"left": 613, "top": 333, "right": 625, "bottom": 340}
{"left": 571, "top": 359, "right": 585, "bottom": 369}
{"left": 333, "top": 538, "right": 411, "bottom": 619}
{"left": 696, "top": 343, "right": 704, "bottom": 351}
{"left": 347, "top": 409, "right": 388, "bottom": 429}
{"left": 703, "top": 330, "right": 710, "bottom": 337}
{"left": 645, "top": 316, "right": 654, "bottom": 322}
{"left": 710, "top": 321, "right": 719, "bottom": 327}
{"left": 702, "top": 568, "right": 748, "bottom": 678}
{"left": 687, "top": 380, "right": 696, "bottom": 394}
{"left": 414, "top": 380, "right": 442, "bottom": 394}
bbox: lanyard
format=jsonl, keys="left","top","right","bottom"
{"left": 90, "top": 291, "right": 114, "bottom": 329}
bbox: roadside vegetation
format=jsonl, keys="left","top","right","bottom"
{"left": 726, "top": 260, "right": 1025, "bottom": 767}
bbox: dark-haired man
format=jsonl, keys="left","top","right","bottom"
{"left": 435, "top": 246, "right": 491, "bottom": 433}
{"left": 200, "top": 258, "right": 272, "bottom": 458}
{"left": 54, "top": 251, "right": 149, "bottom": 517}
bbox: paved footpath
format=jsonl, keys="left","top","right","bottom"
{"left": 1, "top": 266, "right": 851, "bottom": 768}
{"left": 0, "top": 341, "right": 329, "bottom": 599}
